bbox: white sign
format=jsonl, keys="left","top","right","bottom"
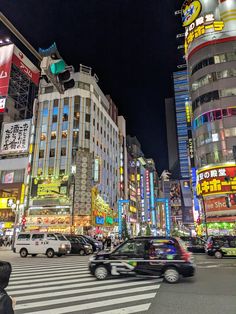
{"left": 0, "top": 120, "right": 31, "bottom": 154}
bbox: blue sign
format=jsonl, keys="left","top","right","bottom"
{"left": 95, "top": 217, "right": 104, "bottom": 225}
{"left": 165, "top": 199, "right": 171, "bottom": 237}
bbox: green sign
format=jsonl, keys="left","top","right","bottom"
{"left": 105, "top": 216, "right": 113, "bottom": 225}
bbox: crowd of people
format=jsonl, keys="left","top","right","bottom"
{"left": 93, "top": 235, "right": 124, "bottom": 250}
{"left": 0, "top": 236, "right": 12, "bottom": 247}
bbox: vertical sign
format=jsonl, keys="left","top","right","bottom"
{"left": 118, "top": 201, "right": 123, "bottom": 237}
{"left": 150, "top": 172, "right": 156, "bottom": 227}
{"left": 165, "top": 199, "right": 171, "bottom": 237}
{"left": 0, "top": 44, "right": 14, "bottom": 98}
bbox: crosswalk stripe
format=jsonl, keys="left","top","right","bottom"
{"left": 10, "top": 271, "right": 90, "bottom": 284}
{"left": 15, "top": 280, "right": 161, "bottom": 302}
{"left": 12, "top": 262, "right": 88, "bottom": 271}
{"left": 16, "top": 286, "right": 159, "bottom": 310}
{"left": 7, "top": 275, "right": 95, "bottom": 290}
{"left": 11, "top": 266, "right": 88, "bottom": 277}
{"left": 95, "top": 303, "right": 151, "bottom": 314}
{"left": 11, "top": 269, "right": 89, "bottom": 280}
{"left": 19, "top": 293, "right": 156, "bottom": 314}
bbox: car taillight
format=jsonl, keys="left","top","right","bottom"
{"left": 207, "top": 242, "right": 213, "bottom": 249}
{"left": 180, "top": 247, "right": 191, "bottom": 262}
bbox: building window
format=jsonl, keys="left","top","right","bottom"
{"left": 50, "top": 149, "right": 55, "bottom": 157}
{"left": 51, "top": 132, "right": 56, "bottom": 140}
{"left": 85, "top": 114, "right": 91, "bottom": 123}
{"left": 62, "top": 131, "right": 67, "bottom": 139}
{"left": 39, "top": 150, "right": 44, "bottom": 158}
{"left": 40, "top": 133, "right": 46, "bottom": 141}
{"left": 53, "top": 99, "right": 59, "bottom": 107}
{"left": 85, "top": 131, "right": 90, "bottom": 139}
{"left": 52, "top": 115, "right": 57, "bottom": 123}
{"left": 61, "top": 147, "right": 66, "bottom": 156}
{"left": 45, "top": 86, "right": 54, "bottom": 94}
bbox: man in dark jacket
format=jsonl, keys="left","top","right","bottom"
{"left": 0, "top": 261, "right": 14, "bottom": 314}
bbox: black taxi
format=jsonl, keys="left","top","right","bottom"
{"left": 89, "top": 236, "right": 195, "bottom": 283}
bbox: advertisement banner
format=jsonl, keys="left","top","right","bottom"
{"left": 26, "top": 216, "right": 71, "bottom": 226}
{"left": 0, "top": 120, "right": 31, "bottom": 154}
{"left": 0, "top": 44, "right": 14, "bottom": 97}
{"left": 12, "top": 46, "right": 40, "bottom": 85}
{"left": 197, "top": 165, "right": 236, "bottom": 196}
{"left": 31, "top": 178, "right": 68, "bottom": 198}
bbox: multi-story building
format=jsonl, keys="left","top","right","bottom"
{"left": 183, "top": 0, "right": 236, "bottom": 234}
{"left": 0, "top": 42, "right": 39, "bottom": 236}
{"left": 28, "top": 65, "right": 120, "bottom": 235}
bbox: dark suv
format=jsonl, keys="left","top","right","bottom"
{"left": 89, "top": 236, "right": 195, "bottom": 283}
{"left": 65, "top": 235, "right": 93, "bottom": 255}
{"left": 180, "top": 236, "right": 206, "bottom": 253}
{"left": 205, "top": 236, "right": 236, "bottom": 259}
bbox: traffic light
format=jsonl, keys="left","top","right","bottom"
{"left": 225, "top": 196, "right": 231, "bottom": 208}
{"left": 40, "top": 56, "right": 75, "bottom": 94}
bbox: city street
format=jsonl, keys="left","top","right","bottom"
{"left": 1, "top": 248, "right": 236, "bottom": 314}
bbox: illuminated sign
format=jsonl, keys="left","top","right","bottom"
{"left": 94, "top": 158, "right": 100, "bottom": 182}
{"left": 31, "top": 178, "right": 68, "bottom": 198}
{"left": 26, "top": 216, "right": 70, "bottom": 225}
{"left": 184, "top": 13, "right": 224, "bottom": 52}
{"left": 95, "top": 217, "right": 105, "bottom": 225}
{"left": 145, "top": 170, "right": 150, "bottom": 195}
{"left": 150, "top": 172, "right": 155, "bottom": 209}
{"left": 0, "top": 44, "right": 14, "bottom": 97}
{"left": 129, "top": 205, "right": 137, "bottom": 213}
{"left": 185, "top": 101, "right": 192, "bottom": 126}
{"left": 0, "top": 198, "right": 16, "bottom": 209}
{"left": 197, "top": 165, "right": 236, "bottom": 196}
{"left": 182, "top": 0, "right": 202, "bottom": 27}
{"left": 0, "top": 120, "right": 31, "bottom": 154}
{"left": 0, "top": 98, "right": 6, "bottom": 113}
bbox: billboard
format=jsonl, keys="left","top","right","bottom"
{"left": 197, "top": 164, "right": 236, "bottom": 196}
{"left": 182, "top": 0, "right": 236, "bottom": 55}
{"left": 12, "top": 46, "right": 40, "bottom": 86}
{"left": 0, "top": 44, "right": 14, "bottom": 98}
{"left": 31, "top": 178, "right": 68, "bottom": 198}
{"left": 0, "top": 120, "right": 31, "bottom": 154}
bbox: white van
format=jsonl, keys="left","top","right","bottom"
{"left": 14, "top": 232, "right": 71, "bottom": 258}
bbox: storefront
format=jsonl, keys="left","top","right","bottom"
{"left": 91, "top": 187, "right": 117, "bottom": 236}
{"left": 197, "top": 164, "right": 236, "bottom": 235}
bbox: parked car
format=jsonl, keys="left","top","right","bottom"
{"left": 89, "top": 236, "right": 195, "bottom": 283}
{"left": 205, "top": 236, "right": 236, "bottom": 259}
{"left": 65, "top": 234, "right": 93, "bottom": 255}
{"left": 81, "top": 235, "right": 103, "bottom": 252}
{"left": 180, "top": 236, "right": 206, "bottom": 253}
{"left": 14, "top": 232, "right": 71, "bottom": 258}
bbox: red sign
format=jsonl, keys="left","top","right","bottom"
{"left": 197, "top": 165, "right": 236, "bottom": 196}
{"left": 0, "top": 44, "right": 14, "bottom": 98}
{"left": 12, "top": 46, "right": 40, "bottom": 86}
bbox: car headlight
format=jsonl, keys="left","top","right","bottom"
{"left": 84, "top": 245, "right": 89, "bottom": 248}
{"left": 89, "top": 255, "right": 96, "bottom": 261}
{"left": 60, "top": 244, "right": 66, "bottom": 249}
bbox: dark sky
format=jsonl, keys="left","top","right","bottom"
{"left": 1, "top": 0, "right": 182, "bottom": 173}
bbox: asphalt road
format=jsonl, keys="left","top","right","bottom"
{"left": 1, "top": 248, "right": 236, "bottom": 314}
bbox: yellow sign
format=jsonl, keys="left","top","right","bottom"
{"left": 37, "top": 182, "right": 60, "bottom": 196}
{"left": 184, "top": 13, "right": 225, "bottom": 52}
{"left": 4, "top": 222, "right": 13, "bottom": 228}
{"left": 130, "top": 206, "right": 137, "bottom": 213}
{"left": 0, "top": 198, "right": 16, "bottom": 209}
{"left": 182, "top": 0, "right": 202, "bottom": 27}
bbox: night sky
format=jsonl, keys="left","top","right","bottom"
{"left": 1, "top": 0, "right": 182, "bottom": 173}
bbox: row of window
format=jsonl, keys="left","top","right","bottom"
{"left": 195, "top": 127, "right": 236, "bottom": 148}
{"left": 191, "top": 51, "right": 236, "bottom": 75}
{"left": 197, "top": 149, "right": 234, "bottom": 168}
{"left": 42, "top": 81, "right": 90, "bottom": 94}
{"left": 193, "top": 107, "right": 236, "bottom": 129}
{"left": 192, "top": 88, "right": 236, "bottom": 111}
{"left": 192, "top": 69, "right": 236, "bottom": 92}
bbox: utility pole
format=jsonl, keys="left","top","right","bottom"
{"left": 0, "top": 11, "right": 42, "bottom": 61}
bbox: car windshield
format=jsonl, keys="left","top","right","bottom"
{"left": 55, "top": 234, "right": 67, "bottom": 241}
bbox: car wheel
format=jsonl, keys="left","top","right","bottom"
{"left": 79, "top": 249, "right": 85, "bottom": 256}
{"left": 46, "top": 249, "right": 55, "bottom": 258}
{"left": 164, "top": 267, "right": 180, "bottom": 284}
{"left": 20, "top": 248, "right": 28, "bottom": 258}
{"left": 215, "top": 251, "right": 223, "bottom": 259}
{"left": 94, "top": 266, "right": 109, "bottom": 280}
{"left": 31, "top": 254, "right": 37, "bottom": 257}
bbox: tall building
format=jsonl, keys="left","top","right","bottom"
{"left": 183, "top": 0, "right": 236, "bottom": 234}
{"left": 173, "top": 70, "right": 191, "bottom": 179}
{"left": 0, "top": 42, "right": 39, "bottom": 236}
{"left": 28, "top": 65, "right": 120, "bottom": 234}
{"left": 165, "top": 97, "right": 180, "bottom": 177}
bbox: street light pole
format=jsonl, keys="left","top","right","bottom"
{"left": 201, "top": 196, "right": 208, "bottom": 238}
{"left": 11, "top": 200, "right": 20, "bottom": 250}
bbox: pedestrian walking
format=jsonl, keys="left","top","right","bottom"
{"left": 106, "top": 236, "right": 112, "bottom": 250}
{"left": 0, "top": 261, "right": 15, "bottom": 314}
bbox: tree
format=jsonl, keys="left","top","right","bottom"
{"left": 122, "top": 217, "right": 129, "bottom": 240}
{"left": 146, "top": 224, "right": 152, "bottom": 236}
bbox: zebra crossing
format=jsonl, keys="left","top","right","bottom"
{"left": 7, "top": 256, "right": 162, "bottom": 314}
